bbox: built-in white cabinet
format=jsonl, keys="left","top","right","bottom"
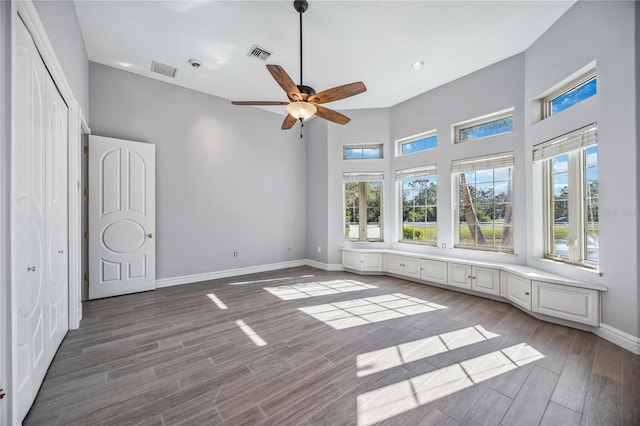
{"left": 532, "top": 281, "right": 599, "bottom": 326}
{"left": 447, "top": 264, "right": 500, "bottom": 295}
{"left": 386, "top": 254, "right": 420, "bottom": 279}
{"left": 342, "top": 251, "right": 383, "bottom": 273}
{"left": 420, "top": 259, "right": 448, "bottom": 285}
{"left": 506, "top": 273, "right": 531, "bottom": 310}
{"left": 448, "top": 263, "right": 472, "bottom": 289}
{"left": 340, "top": 249, "right": 605, "bottom": 330}
{"left": 471, "top": 266, "right": 501, "bottom": 296}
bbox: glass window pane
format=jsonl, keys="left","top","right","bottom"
{"left": 577, "top": 78, "right": 597, "bottom": 102}
{"left": 550, "top": 90, "right": 577, "bottom": 115}
{"left": 362, "top": 148, "right": 381, "bottom": 159}
{"left": 400, "top": 135, "right": 437, "bottom": 155}
{"left": 457, "top": 116, "right": 513, "bottom": 142}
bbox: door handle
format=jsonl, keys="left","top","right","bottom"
{"left": 147, "top": 233, "right": 154, "bottom": 238}
{"left": 27, "top": 266, "right": 36, "bottom": 272}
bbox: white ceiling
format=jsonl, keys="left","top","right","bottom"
{"left": 75, "top": 0, "right": 576, "bottom": 114}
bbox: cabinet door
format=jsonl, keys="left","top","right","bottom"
{"left": 386, "top": 254, "right": 404, "bottom": 275}
{"left": 361, "top": 253, "right": 383, "bottom": 272}
{"left": 403, "top": 257, "right": 421, "bottom": 279}
{"left": 342, "top": 251, "right": 360, "bottom": 271}
{"left": 506, "top": 273, "right": 531, "bottom": 310}
{"left": 420, "top": 259, "right": 447, "bottom": 285}
{"left": 532, "top": 281, "right": 599, "bottom": 326}
{"left": 448, "top": 263, "right": 472, "bottom": 289}
{"left": 472, "top": 267, "right": 500, "bottom": 296}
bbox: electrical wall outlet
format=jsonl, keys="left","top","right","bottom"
{"left": 441, "top": 243, "right": 446, "bottom": 248}
{"left": 317, "top": 246, "right": 322, "bottom": 253}
{"left": 233, "top": 251, "right": 238, "bottom": 257}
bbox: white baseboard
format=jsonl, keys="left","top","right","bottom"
{"left": 304, "top": 259, "right": 344, "bottom": 271}
{"left": 156, "top": 260, "right": 308, "bottom": 288}
{"left": 593, "top": 323, "right": 640, "bottom": 354}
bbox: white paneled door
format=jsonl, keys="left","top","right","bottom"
{"left": 89, "top": 136, "right": 155, "bottom": 299}
{"left": 12, "top": 18, "right": 69, "bottom": 423}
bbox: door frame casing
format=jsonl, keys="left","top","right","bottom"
{"left": 8, "top": 1, "right": 86, "bottom": 423}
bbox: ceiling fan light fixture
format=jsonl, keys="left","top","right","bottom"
{"left": 286, "top": 101, "right": 317, "bottom": 120}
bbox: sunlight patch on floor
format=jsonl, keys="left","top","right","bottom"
{"left": 356, "top": 343, "right": 544, "bottom": 425}
{"left": 298, "top": 293, "right": 447, "bottom": 330}
{"left": 235, "top": 319, "right": 267, "bottom": 346}
{"left": 264, "top": 279, "right": 377, "bottom": 300}
{"left": 206, "top": 293, "right": 228, "bottom": 309}
{"left": 356, "top": 325, "right": 500, "bottom": 377}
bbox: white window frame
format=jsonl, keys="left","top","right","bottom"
{"left": 343, "top": 144, "right": 384, "bottom": 160}
{"left": 452, "top": 152, "right": 515, "bottom": 253}
{"left": 453, "top": 108, "right": 514, "bottom": 144}
{"left": 542, "top": 71, "right": 597, "bottom": 119}
{"left": 535, "top": 124, "right": 598, "bottom": 267}
{"left": 395, "top": 129, "right": 437, "bottom": 157}
{"left": 396, "top": 165, "right": 437, "bottom": 245}
{"left": 343, "top": 172, "right": 384, "bottom": 242}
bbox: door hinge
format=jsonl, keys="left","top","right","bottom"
{"left": 83, "top": 146, "right": 88, "bottom": 154}
{"left": 84, "top": 231, "right": 88, "bottom": 240}
{"left": 84, "top": 273, "right": 89, "bottom": 282}
{"left": 83, "top": 187, "right": 89, "bottom": 196}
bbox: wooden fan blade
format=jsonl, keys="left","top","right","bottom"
{"left": 309, "top": 82, "right": 366, "bottom": 104}
{"left": 231, "top": 101, "right": 290, "bottom": 106}
{"left": 315, "top": 105, "right": 350, "bottom": 125}
{"left": 281, "top": 114, "right": 298, "bottom": 130}
{"left": 266, "top": 65, "right": 301, "bottom": 101}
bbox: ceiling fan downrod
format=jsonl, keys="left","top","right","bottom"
{"left": 294, "top": 0, "right": 308, "bottom": 88}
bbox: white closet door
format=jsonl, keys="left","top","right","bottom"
{"left": 12, "top": 19, "right": 48, "bottom": 422}
{"left": 12, "top": 18, "right": 70, "bottom": 424}
{"left": 89, "top": 136, "right": 156, "bottom": 299}
{"left": 45, "top": 69, "right": 69, "bottom": 358}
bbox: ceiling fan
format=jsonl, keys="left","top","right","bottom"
{"left": 231, "top": 0, "right": 367, "bottom": 130}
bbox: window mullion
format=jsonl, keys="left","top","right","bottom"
{"left": 359, "top": 182, "right": 367, "bottom": 241}
{"left": 568, "top": 152, "right": 581, "bottom": 263}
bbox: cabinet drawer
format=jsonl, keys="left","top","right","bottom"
{"left": 420, "top": 259, "right": 448, "bottom": 285}
{"left": 532, "top": 281, "right": 599, "bottom": 326}
{"left": 472, "top": 267, "right": 500, "bottom": 296}
{"left": 506, "top": 273, "right": 531, "bottom": 310}
{"left": 361, "top": 253, "right": 383, "bottom": 272}
{"left": 448, "top": 263, "right": 472, "bottom": 289}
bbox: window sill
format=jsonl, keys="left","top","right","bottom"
{"left": 532, "top": 257, "right": 601, "bottom": 276}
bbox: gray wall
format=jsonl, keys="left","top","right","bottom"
{"left": 33, "top": 0, "right": 89, "bottom": 118}
{"left": 391, "top": 54, "right": 525, "bottom": 264}
{"left": 305, "top": 118, "right": 329, "bottom": 264}
{"left": 524, "top": 0, "right": 638, "bottom": 337}
{"left": 89, "top": 62, "right": 307, "bottom": 280}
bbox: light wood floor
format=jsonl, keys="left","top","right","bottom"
{"left": 25, "top": 266, "right": 639, "bottom": 425}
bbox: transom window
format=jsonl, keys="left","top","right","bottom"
{"left": 544, "top": 72, "right": 597, "bottom": 118}
{"left": 454, "top": 110, "right": 513, "bottom": 143}
{"left": 534, "top": 124, "right": 598, "bottom": 266}
{"left": 397, "top": 131, "right": 437, "bottom": 156}
{"left": 396, "top": 166, "right": 437, "bottom": 245}
{"left": 344, "top": 144, "right": 383, "bottom": 160}
{"left": 452, "top": 153, "right": 514, "bottom": 252}
{"left": 344, "top": 172, "right": 383, "bottom": 241}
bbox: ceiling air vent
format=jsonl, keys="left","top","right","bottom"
{"left": 247, "top": 45, "right": 271, "bottom": 62}
{"left": 151, "top": 61, "right": 178, "bottom": 78}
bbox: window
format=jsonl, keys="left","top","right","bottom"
{"left": 452, "top": 153, "right": 514, "bottom": 252}
{"left": 397, "top": 131, "right": 437, "bottom": 156}
{"left": 454, "top": 110, "right": 513, "bottom": 143}
{"left": 534, "top": 124, "right": 598, "bottom": 266}
{"left": 344, "top": 172, "right": 383, "bottom": 241}
{"left": 544, "top": 72, "right": 597, "bottom": 118}
{"left": 397, "top": 166, "right": 437, "bottom": 245}
{"left": 344, "top": 144, "right": 383, "bottom": 160}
